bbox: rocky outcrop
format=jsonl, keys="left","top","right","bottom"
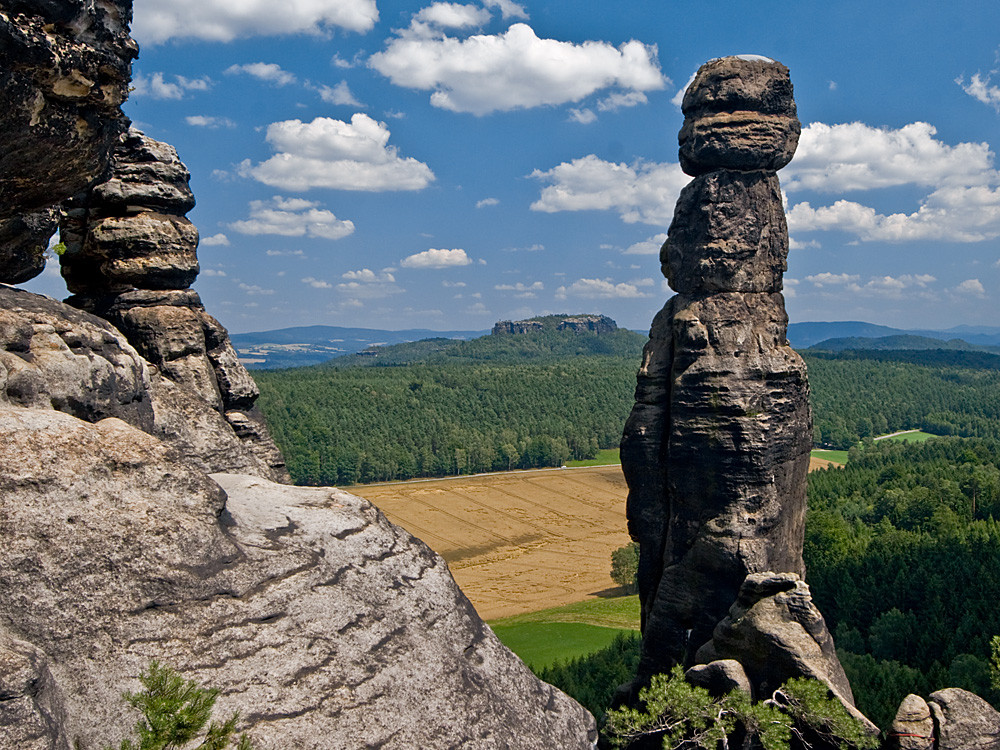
{"left": 887, "top": 694, "right": 935, "bottom": 750}
{"left": 0, "top": 0, "right": 135, "bottom": 283}
{"left": 59, "top": 128, "right": 288, "bottom": 481}
{"left": 558, "top": 315, "right": 618, "bottom": 334}
{"left": 493, "top": 319, "right": 545, "bottom": 335}
{"left": 693, "top": 574, "right": 870, "bottom": 729}
{"left": 885, "top": 689, "right": 1000, "bottom": 749}
{"left": 0, "top": 407, "right": 597, "bottom": 749}
{"left": 621, "top": 56, "right": 812, "bottom": 681}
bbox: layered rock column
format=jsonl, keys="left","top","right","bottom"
{"left": 59, "top": 128, "right": 288, "bottom": 481}
{"left": 621, "top": 56, "right": 811, "bottom": 679}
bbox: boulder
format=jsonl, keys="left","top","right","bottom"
{"left": 678, "top": 56, "right": 800, "bottom": 176}
{"left": 685, "top": 659, "right": 752, "bottom": 698}
{"left": 929, "top": 688, "right": 1000, "bottom": 750}
{"left": 695, "top": 574, "right": 854, "bottom": 706}
{"left": 887, "top": 694, "right": 935, "bottom": 750}
{"left": 0, "top": 209, "right": 59, "bottom": 284}
{"left": 0, "top": 407, "right": 597, "bottom": 750}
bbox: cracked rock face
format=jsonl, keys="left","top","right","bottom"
{"left": 0, "top": 0, "right": 135, "bottom": 282}
{"left": 0, "top": 408, "right": 597, "bottom": 750}
{"left": 621, "top": 56, "right": 811, "bottom": 679}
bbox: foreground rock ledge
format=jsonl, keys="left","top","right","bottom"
{"left": 0, "top": 408, "right": 596, "bottom": 750}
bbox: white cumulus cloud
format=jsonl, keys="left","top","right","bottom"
{"left": 401, "top": 248, "right": 473, "bottom": 269}
{"left": 229, "top": 196, "right": 355, "bottom": 240}
{"left": 555, "top": 278, "right": 649, "bottom": 299}
{"left": 530, "top": 155, "right": 690, "bottom": 225}
{"left": 186, "top": 115, "right": 235, "bottom": 129}
{"left": 131, "top": 72, "right": 210, "bottom": 99}
{"left": 342, "top": 268, "right": 396, "bottom": 283}
{"left": 495, "top": 281, "right": 543, "bottom": 297}
{"left": 623, "top": 233, "right": 667, "bottom": 255}
{"left": 240, "top": 114, "right": 435, "bottom": 192}
{"left": 953, "top": 278, "right": 986, "bottom": 297}
{"left": 302, "top": 277, "right": 333, "bottom": 289}
{"left": 225, "top": 62, "right": 297, "bottom": 86}
{"left": 313, "top": 81, "right": 363, "bottom": 106}
{"left": 369, "top": 23, "right": 666, "bottom": 115}
{"left": 414, "top": 3, "right": 491, "bottom": 29}
{"left": 957, "top": 73, "right": 1000, "bottom": 113}
{"left": 783, "top": 122, "right": 996, "bottom": 193}
{"left": 132, "top": 0, "right": 379, "bottom": 44}
{"left": 476, "top": 197, "right": 499, "bottom": 208}
{"left": 200, "top": 232, "right": 231, "bottom": 246}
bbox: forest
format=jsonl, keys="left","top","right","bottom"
{"left": 254, "top": 332, "right": 1000, "bottom": 485}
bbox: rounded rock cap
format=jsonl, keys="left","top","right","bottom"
{"left": 679, "top": 55, "right": 800, "bottom": 176}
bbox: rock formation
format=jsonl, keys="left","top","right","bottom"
{"left": 620, "top": 56, "right": 813, "bottom": 684}
{"left": 492, "top": 314, "right": 618, "bottom": 336}
{"left": 493, "top": 319, "right": 545, "bottom": 335}
{"left": 58, "top": 127, "right": 288, "bottom": 481}
{"left": 558, "top": 315, "right": 618, "bottom": 334}
{"left": 0, "top": 0, "right": 136, "bottom": 283}
{"left": 886, "top": 690, "right": 1000, "bottom": 749}
{"left": 0, "top": 3, "right": 597, "bottom": 748}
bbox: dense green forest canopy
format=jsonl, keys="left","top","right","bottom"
{"left": 805, "top": 437, "right": 1000, "bottom": 727}
{"left": 255, "top": 330, "right": 1000, "bottom": 485}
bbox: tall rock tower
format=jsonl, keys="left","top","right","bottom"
{"left": 621, "top": 56, "right": 811, "bottom": 679}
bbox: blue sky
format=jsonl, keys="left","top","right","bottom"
{"left": 27, "top": 0, "right": 1000, "bottom": 333}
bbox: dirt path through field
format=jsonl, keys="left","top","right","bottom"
{"left": 350, "top": 466, "right": 632, "bottom": 620}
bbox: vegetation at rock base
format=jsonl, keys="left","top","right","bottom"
{"left": 538, "top": 632, "right": 643, "bottom": 721}
{"left": 255, "top": 343, "right": 1000, "bottom": 485}
{"left": 103, "top": 661, "right": 252, "bottom": 750}
{"left": 611, "top": 542, "right": 640, "bottom": 593}
{"left": 603, "top": 667, "right": 877, "bottom": 750}
{"left": 805, "top": 437, "right": 1000, "bottom": 727}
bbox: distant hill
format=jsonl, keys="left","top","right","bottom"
{"left": 230, "top": 325, "right": 488, "bottom": 369}
{"left": 807, "top": 334, "right": 1000, "bottom": 354}
{"left": 788, "top": 321, "right": 1000, "bottom": 349}
{"left": 328, "top": 314, "right": 645, "bottom": 367}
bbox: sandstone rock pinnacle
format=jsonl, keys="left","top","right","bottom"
{"left": 621, "top": 56, "right": 813, "bottom": 682}
{"left": 59, "top": 127, "right": 289, "bottom": 481}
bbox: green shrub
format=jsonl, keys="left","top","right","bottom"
{"left": 104, "top": 661, "right": 253, "bottom": 750}
{"left": 604, "top": 667, "right": 878, "bottom": 750}
{"left": 611, "top": 542, "right": 639, "bottom": 593}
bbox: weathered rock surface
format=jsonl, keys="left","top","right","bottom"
{"left": 0, "top": 284, "right": 281, "bottom": 478}
{"left": 0, "top": 407, "right": 597, "bottom": 750}
{"left": 887, "top": 694, "right": 935, "bottom": 750}
{"left": 685, "top": 659, "right": 751, "bottom": 698}
{"left": 558, "top": 315, "right": 619, "bottom": 334}
{"left": 928, "top": 688, "right": 1000, "bottom": 750}
{"left": 0, "top": 209, "right": 59, "bottom": 284}
{"left": 661, "top": 171, "right": 788, "bottom": 294}
{"left": 694, "top": 574, "right": 856, "bottom": 710}
{"left": 493, "top": 319, "right": 545, "bottom": 335}
{"left": 621, "top": 56, "right": 819, "bottom": 697}
{"left": 58, "top": 128, "right": 288, "bottom": 481}
{"left": 0, "top": 0, "right": 135, "bottom": 282}
{"left": 678, "top": 56, "right": 800, "bottom": 176}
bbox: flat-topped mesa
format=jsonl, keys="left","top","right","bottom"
{"left": 621, "top": 57, "right": 821, "bottom": 697}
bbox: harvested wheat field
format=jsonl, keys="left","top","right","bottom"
{"left": 350, "top": 465, "right": 631, "bottom": 620}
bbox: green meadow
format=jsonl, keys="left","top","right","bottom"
{"left": 489, "top": 595, "right": 640, "bottom": 668}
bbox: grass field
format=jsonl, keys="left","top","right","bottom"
{"left": 350, "top": 465, "right": 631, "bottom": 620}
{"left": 566, "top": 448, "right": 621, "bottom": 467}
{"left": 811, "top": 449, "right": 849, "bottom": 466}
{"left": 879, "top": 430, "right": 939, "bottom": 443}
{"left": 488, "top": 595, "right": 640, "bottom": 668}
{"left": 490, "top": 622, "right": 633, "bottom": 668}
